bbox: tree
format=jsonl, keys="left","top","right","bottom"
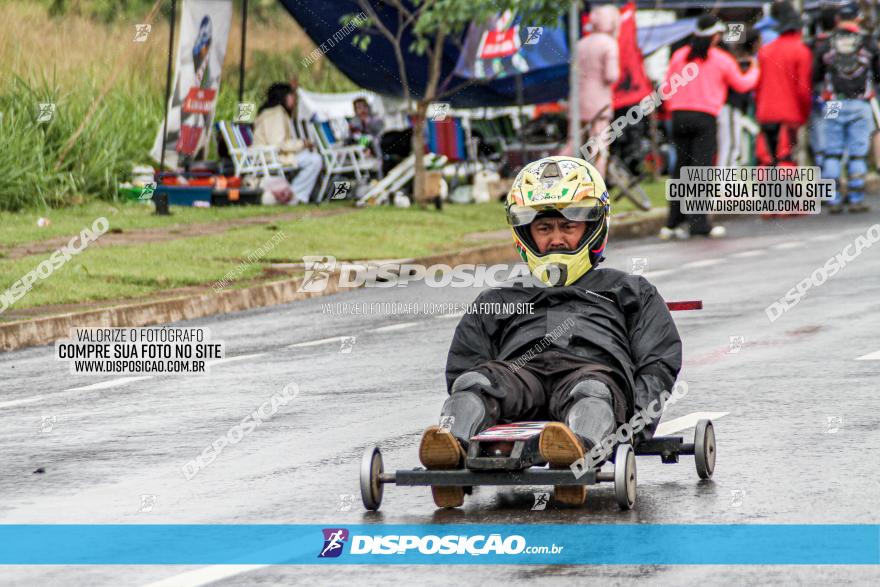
{"left": 349, "top": 0, "right": 567, "bottom": 204}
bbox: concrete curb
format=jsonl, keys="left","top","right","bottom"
{"left": 0, "top": 209, "right": 667, "bottom": 353}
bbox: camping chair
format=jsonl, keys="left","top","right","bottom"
{"left": 216, "top": 121, "right": 288, "bottom": 179}
{"left": 307, "top": 118, "right": 380, "bottom": 198}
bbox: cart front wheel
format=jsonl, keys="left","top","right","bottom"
{"left": 614, "top": 443, "right": 637, "bottom": 510}
{"left": 360, "top": 446, "right": 384, "bottom": 511}
{"left": 694, "top": 420, "right": 716, "bottom": 479}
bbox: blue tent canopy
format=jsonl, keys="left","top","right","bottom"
{"left": 277, "top": 1, "right": 794, "bottom": 107}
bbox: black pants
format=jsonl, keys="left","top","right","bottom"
{"left": 761, "top": 123, "right": 796, "bottom": 166}
{"left": 668, "top": 110, "right": 716, "bottom": 234}
{"left": 461, "top": 351, "right": 628, "bottom": 426}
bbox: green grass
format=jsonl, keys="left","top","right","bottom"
{"left": 610, "top": 178, "right": 668, "bottom": 213}
{"left": 0, "top": 179, "right": 670, "bottom": 315}
{"left": 0, "top": 202, "right": 509, "bottom": 312}
{"left": 0, "top": 200, "right": 350, "bottom": 248}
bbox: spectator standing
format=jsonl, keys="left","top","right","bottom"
{"left": 717, "top": 28, "right": 762, "bottom": 167}
{"left": 808, "top": 4, "right": 840, "bottom": 167}
{"left": 660, "top": 14, "right": 760, "bottom": 239}
{"left": 814, "top": 2, "right": 879, "bottom": 213}
{"left": 755, "top": 2, "right": 813, "bottom": 167}
{"left": 562, "top": 4, "right": 619, "bottom": 175}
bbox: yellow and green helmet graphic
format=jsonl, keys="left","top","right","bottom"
{"left": 505, "top": 156, "right": 610, "bottom": 286}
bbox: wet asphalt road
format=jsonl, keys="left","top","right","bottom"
{"left": 1, "top": 208, "right": 879, "bottom": 586}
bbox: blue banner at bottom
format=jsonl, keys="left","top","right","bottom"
{"left": 0, "top": 525, "right": 877, "bottom": 565}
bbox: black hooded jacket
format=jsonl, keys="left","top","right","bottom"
{"left": 445, "top": 267, "right": 682, "bottom": 425}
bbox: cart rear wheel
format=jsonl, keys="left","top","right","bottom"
{"left": 614, "top": 444, "right": 637, "bottom": 510}
{"left": 360, "top": 446, "right": 384, "bottom": 511}
{"left": 694, "top": 420, "right": 716, "bottom": 479}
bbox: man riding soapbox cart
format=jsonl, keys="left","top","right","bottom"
{"left": 359, "top": 299, "right": 715, "bottom": 512}
{"left": 359, "top": 156, "right": 716, "bottom": 511}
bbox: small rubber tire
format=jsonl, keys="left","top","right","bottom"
{"left": 360, "top": 446, "right": 384, "bottom": 511}
{"left": 614, "top": 443, "right": 637, "bottom": 510}
{"left": 694, "top": 420, "right": 716, "bottom": 479}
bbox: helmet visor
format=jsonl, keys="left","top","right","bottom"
{"left": 506, "top": 201, "right": 605, "bottom": 227}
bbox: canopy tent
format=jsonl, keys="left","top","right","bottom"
{"left": 277, "top": 0, "right": 783, "bottom": 108}
{"left": 277, "top": 0, "right": 569, "bottom": 107}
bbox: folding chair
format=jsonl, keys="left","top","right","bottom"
{"left": 216, "top": 121, "right": 289, "bottom": 179}
{"left": 307, "top": 118, "right": 380, "bottom": 198}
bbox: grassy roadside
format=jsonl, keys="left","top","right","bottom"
{"left": 0, "top": 181, "right": 668, "bottom": 316}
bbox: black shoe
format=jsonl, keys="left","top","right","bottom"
{"left": 828, "top": 204, "right": 844, "bottom": 214}
{"left": 848, "top": 202, "right": 870, "bottom": 213}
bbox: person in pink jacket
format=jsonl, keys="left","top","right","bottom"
{"left": 661, "top": 14, "right": 760, "bottom": 239}
{"left": 560, "top": 5, "right": 619, "bottom": 175}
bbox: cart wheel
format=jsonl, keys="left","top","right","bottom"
{"left": 360, "top": 446, "right": 384, "bottom": 511}
{"left": 614, "top": 444, "right": 637, "bottom": 510}
{"left": 694, "top": 420, "right": 716, "bottom": 479}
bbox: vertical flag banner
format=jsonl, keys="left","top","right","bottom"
{"left": 453, "top": 10, "right": 568, "bottom": 81}
{"left": 151, "top": 0, "right": 233, "bottom": 168}
{"left": 613, "top": 2, "right": 652, "bottom": 109}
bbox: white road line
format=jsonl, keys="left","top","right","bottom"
{"left": 730, "top": 250, "right": 762, "bottom": 258}
{"left": 141, "top": 565, "right": 268, "bottom": 587}
{"left": 0, "top": 376, "right": 154, "bottom": 410}
{"left": 207, "top": 353, "right": 266, "bottom": 367}
{"left": 642, "top": 269, "right": 676, "bottom": 279}
{"left": 810, "top": 233, "right": 841, "bottom": 242}
{"left": 855, "top": 350, "right": 880, "bottom": 361}
{"left": 655, "top": 411, "right": 730, "bottom": 436}
{"left": 772, "top": 241, "right": 802, "bottom": 250}
{"left": 434, "top": 312, "right": 465, "bottom": 320}
{"left": 682, "top": 259, "right": 722, "bottom": 269}
{"left": 65, "top": 376, "right": 154, "bottom": 392}
{"left": 288, "top": 337, "right": 343, "bottom": 348}
{"left": 372, "top": 322, "right": 418, "bottom": 332}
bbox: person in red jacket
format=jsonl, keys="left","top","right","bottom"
{"left": 755, "top": 2, "right": 812, "bottom": 166}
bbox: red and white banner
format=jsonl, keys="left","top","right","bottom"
{"left": 151, "top": 0, "right": 232, "bottom": 167}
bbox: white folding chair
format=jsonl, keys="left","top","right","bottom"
{"left": 217, "top": 121, "right": 287, "bottom": 179}
{"left": 308, "top": 119, "right": 380, "bottom": 198}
